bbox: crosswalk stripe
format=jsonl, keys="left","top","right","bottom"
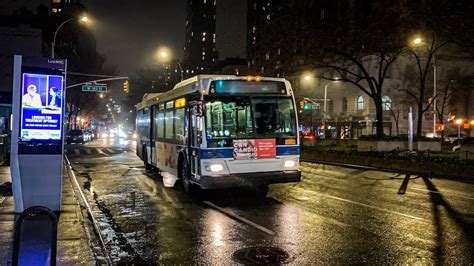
{"left": 105, "top": 148, "right": 115, "bottom": 154}
{"left": 74, "top": 149, "right": 80, "bottom": 155}
{"left": 84, "top": 148, "right": 92, "bottom": 155}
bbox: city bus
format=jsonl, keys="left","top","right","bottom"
{"left": 135, "top": 75, "right": 301, "bottom": 194}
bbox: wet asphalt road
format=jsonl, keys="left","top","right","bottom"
{"left": 66, "top": 138, "right": 474, "bottom": 265}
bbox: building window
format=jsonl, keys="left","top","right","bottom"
{"left": 342, "top": 97, "right": 347, "bottom": 114}
{"left": 356, "top": 96, "right": 364, "bottom": 111}
{"left": 213, "top": 33, "right": 216, "bottom": 43}
{"left": 52, "top": 8, "right": 59, "bottom": 13}
{"left": 52, "top": 0, "right": 61, "bottom": 3}
{"left": 202, "top": 37, "right": 206, "bottom": 42}
{"left": 265, "top": 52, "right": 270, "bottom": 60}
{"left": 202, "top": 32, "right": 206, "bottom": 36}
{"left": 382, "top": 95, "right": 392, "bottom": 111}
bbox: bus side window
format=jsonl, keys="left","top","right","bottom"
{"left": 175, "top": 108, "right": 185, "bottom": 144}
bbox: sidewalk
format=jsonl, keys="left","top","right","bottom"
{"left": 0, "top": 166, "right": 96, "bottom": 265}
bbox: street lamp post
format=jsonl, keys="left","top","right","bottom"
{"left": 455, "top": 119, "right": 463, "bottom": 139}
{"left": 157, "top": 48, "right": 183, "bottom": 81}
{"left": 323, "top": 80, "right": 338, "bottom": 121}
{"left": 411, "top": 36, "right": 437, "bottom": 137}
{"left": 52, "top": 16, "right": 89, "bottom": 59}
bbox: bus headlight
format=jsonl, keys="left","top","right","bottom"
{"left": 206, "top": 164, "right": 224, "bottom": 172}
{"left": 284, "top": 160, "right": 297, "bottom": 168}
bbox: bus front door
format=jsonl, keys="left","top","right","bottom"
{"left": 189, "top": 103, "right": 201, "bottom": 179}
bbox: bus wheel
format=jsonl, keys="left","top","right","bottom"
{"left": 181, "top": 159, "right": 196, "bottom": 195}
{"left": 256, "top": 185, "right": 269, "bottom": 199}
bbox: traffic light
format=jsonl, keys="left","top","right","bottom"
{"left": 123, "top": 80, "right": 129, "bottom": 93}
{"left": 304, "top": 103, "right": 310, "bottom": 110}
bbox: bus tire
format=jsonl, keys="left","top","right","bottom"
{"left": 256, "top": 185, "right": 269, "bottom": 199}
{"left": 180, "top": 158, "right": 196, "bottom": 195}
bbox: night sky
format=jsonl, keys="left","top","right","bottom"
{"left": 84, "top": 0, "right": 247, "bottom": 76}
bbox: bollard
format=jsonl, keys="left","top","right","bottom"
{"left": 12, "top": 206, "right": 58, "bottom": 266}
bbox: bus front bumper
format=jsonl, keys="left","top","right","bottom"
{"left": 198, "top": 170, "right": 301, "bottom": 189}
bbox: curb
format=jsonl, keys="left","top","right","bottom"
{"left": 64, "top": 156, "right": 112, "bottom": 264}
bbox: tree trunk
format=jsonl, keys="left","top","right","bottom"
{"left": 375, "top": 100, "right": 384, "bottom": 137}
{"left": 416, "top": 103, "right": 424, "bottom": 137}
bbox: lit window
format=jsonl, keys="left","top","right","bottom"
{"left": 52, "top": 8, "right": 58, "bottom": 13}
{"left": 202, "top": 56, "right": 205, "bottom": 60}
{"left": 382, "top": 96, "right": 392, "bottom": 111}
{"left": 191, "top": 32, "right": 194, "bottom": 36}
{"left": 53, "top": 0, "right": 61, "bottom": 3}
{"left": 204, "top": 0, "right": 206, "bottom": 3}
{"left": 356, "top": 96, "right": 364, "bottom": 111}
{"left": 267, "top": 15, "right": 271, "bottom": 20}
{"left": 202, "top": 37, "right": 206, "bottom": 42}
{"left": 213, "top": 33, "right": 216, "bottom": 43}
{"left": 202, "top": 32, "right": 206, "bottom": 36}
{"left": 202, "top": 51, "right": 206, "bottom": 55}
{"left": 265, "top": 52, "right": 270, "bottom": 60}
{"left": 252, "top": 26, "right": 256, "bottom": 33}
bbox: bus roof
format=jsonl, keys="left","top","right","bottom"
{"left": 135, "top": 74, "right": 291, "bottom": 109}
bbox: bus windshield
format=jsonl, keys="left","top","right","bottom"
{"left": 205, "top": 96, "right": 297, "bottom": 147}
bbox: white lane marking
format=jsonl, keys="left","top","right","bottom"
{"left": 84, "top": 148, "right": 92, "bottom": 155}
{"left": 105, "top": 148, "right": 115, "bottom": 154}
{"left": 311, "top": 191, "right": 427, "bottom": 222}
{"left": 203, "top": 201, "right": 276, "bottom": 235}
{"left": 0, "top": 196, "right": 6, "bottom": 206}
{"left": 96, "top": 148, "right": 109, "bottom": 156}
{"left": 74, "top": 149, "right": 80, "bottom": 155}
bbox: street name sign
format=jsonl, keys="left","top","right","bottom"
{"left": 82, "top": 84, "right": 107, "bottom": 92}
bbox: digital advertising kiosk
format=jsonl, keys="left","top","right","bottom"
{"left": 10, "top": 55, "right": 66, "bottom": 213}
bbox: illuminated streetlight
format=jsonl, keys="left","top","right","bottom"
{"left": 99, "top": 93, "right": 104, "bottom": 98}
{"left": 412, "top": 37, "right": 423, "bottom": 46}
{"left": 156, "top": 46, "right": 183, "bottom": 81}
{"left": 304, "top": 75, "right": 312, "bottom": 81}
{"left": 52, "top": 15, "right": 89, "bottom": 58}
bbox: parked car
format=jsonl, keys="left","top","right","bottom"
{"left": 445, "top": 134, "right": 466, "bottom": 145}
{"left": 66, "top": 129, "right": 87, "bottom": 144}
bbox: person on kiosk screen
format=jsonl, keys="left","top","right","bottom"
{"left": 22, "top": 84, "right": 43, "bottom": 108}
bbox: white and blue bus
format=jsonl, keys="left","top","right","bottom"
{"left": 136, "top": 75, "right": 300, "bottom": 194}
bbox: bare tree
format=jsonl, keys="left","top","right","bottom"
{"left": 404, "top": 32, "right": 449, "bottom": 136}
{"left": 436, "top": 81, "right": 454, "bottom": 139}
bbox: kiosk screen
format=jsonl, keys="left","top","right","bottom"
{"left": 20, "top": 73, "right": 63, "bottom": 140}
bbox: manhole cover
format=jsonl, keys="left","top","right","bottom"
{"left": 232, "top": 246, "right": 290, "bottom": 264}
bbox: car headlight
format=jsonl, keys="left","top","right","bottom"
{"left": 206, "top": 164, "right": 224, "bottom": 172}
{"left": 284, "top": 160, "right": 297, "bottom": 168}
